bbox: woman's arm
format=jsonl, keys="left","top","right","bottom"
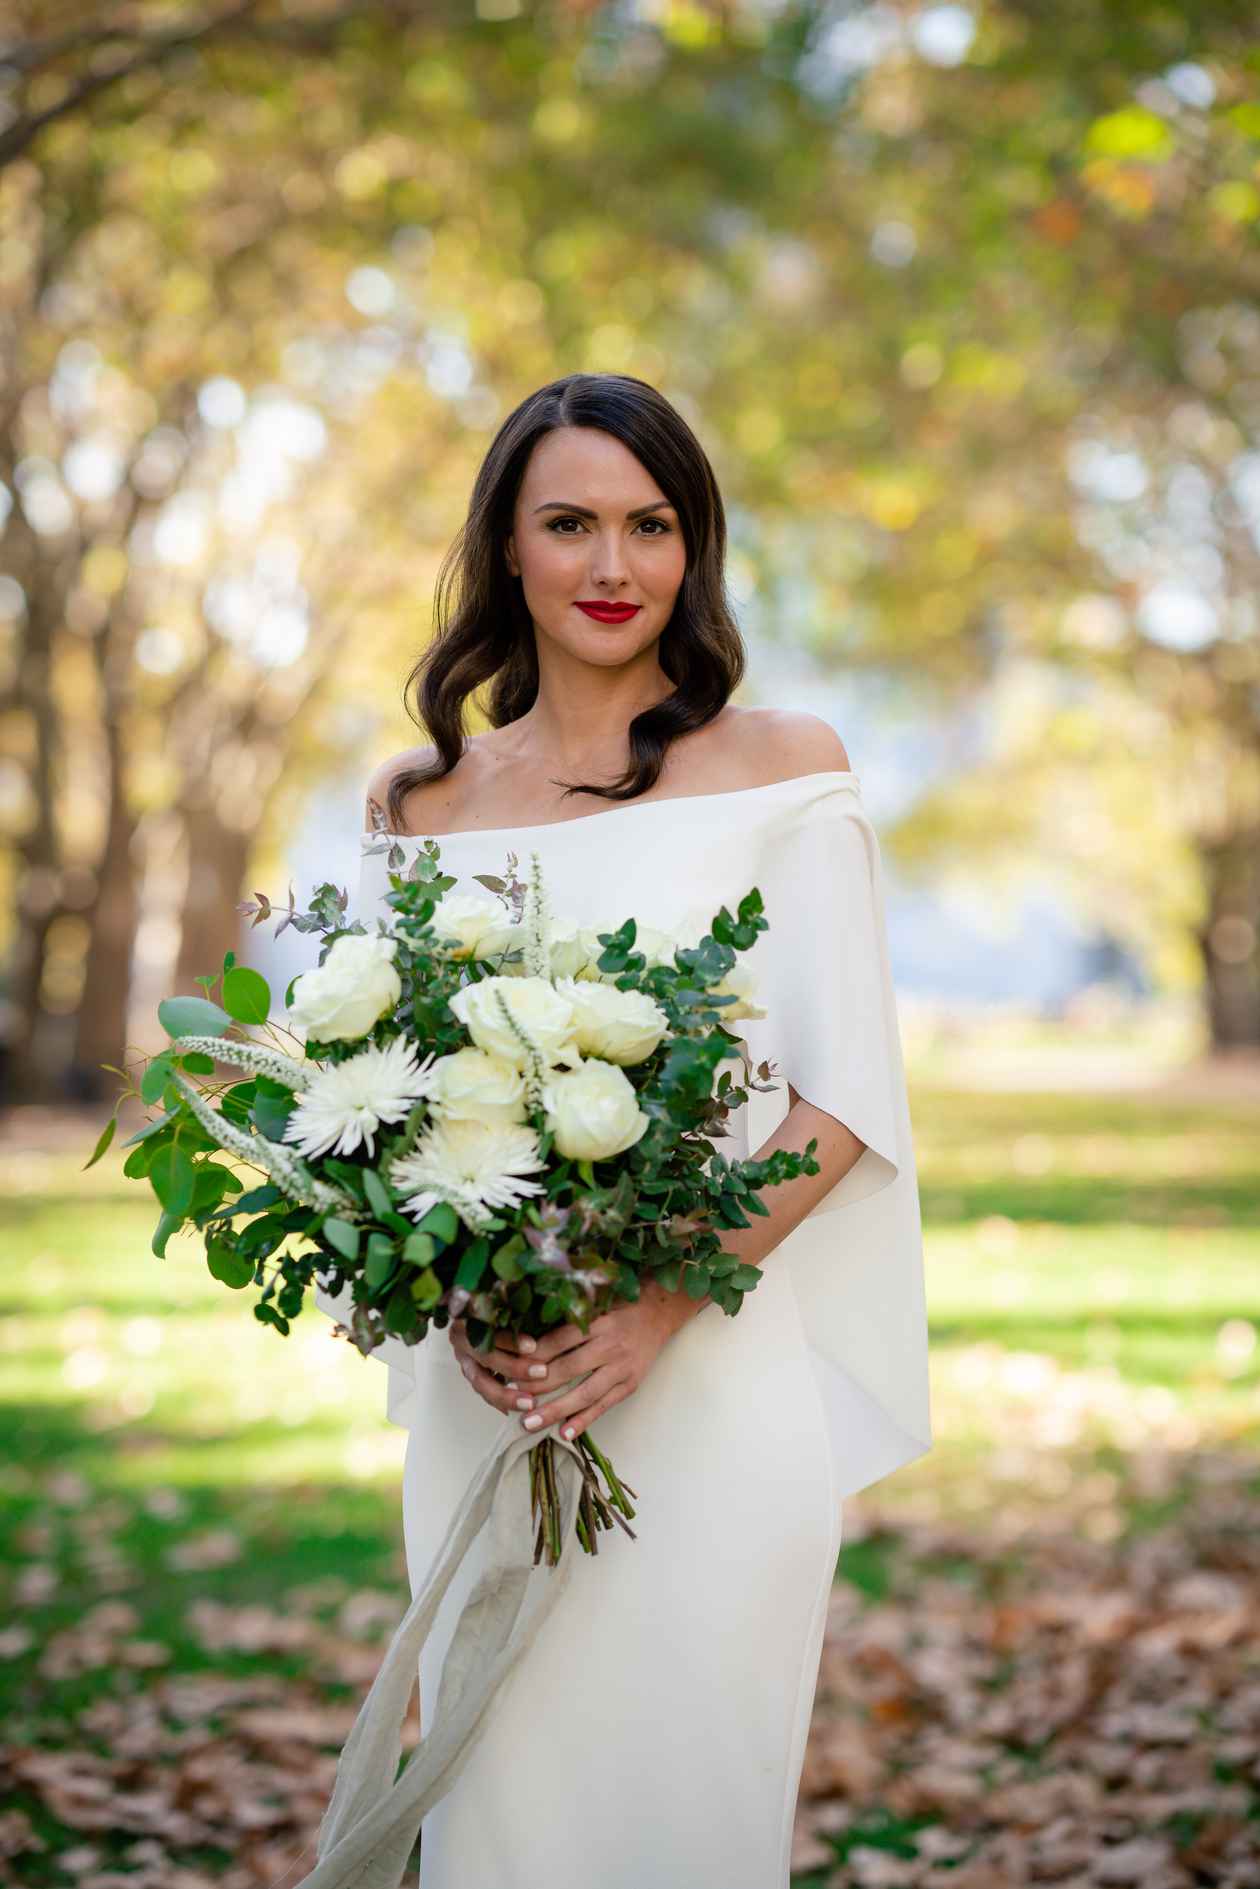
{"left": 665, "top": 1080, "right": 867, "bottom": 1328}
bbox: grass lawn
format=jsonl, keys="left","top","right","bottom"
{"left": 1, "top": 1076, "right": 1257, "bottom": 1888}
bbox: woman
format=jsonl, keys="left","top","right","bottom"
{"left": 319, "top": 371, "right": 931, "bottom": 1886}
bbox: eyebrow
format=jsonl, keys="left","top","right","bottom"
{"left": 532, "top": 499, "right": 676, "bottom": 520}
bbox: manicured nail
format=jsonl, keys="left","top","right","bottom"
{"left": 518, "top": 1336, "right": 537, "bottom": 1353}
{"left": 522, "top": 1413, "right": 543, "bottom": 1430}
{"left": 528, "top": 1364, "right": 547, "bottom": 1379}
{"left": 505, "top": 1380, "right": 518, "bottom": 1390}
{"left": 515, "top": 1396, "right": 534, "bottom": 1411}
{"left": 562, "top": 1426, "right": 575, "bottom": 1441}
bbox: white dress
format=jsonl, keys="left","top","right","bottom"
{"left": 314, "top": 768, "right": 931, "bottom": 1889}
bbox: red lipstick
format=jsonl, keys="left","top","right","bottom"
{"left": 575, "top": 602, "right": 642, "bottom": 622}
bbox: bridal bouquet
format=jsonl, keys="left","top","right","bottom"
{"left": 88, "top": 835, "right": 822, "bottom": 1566}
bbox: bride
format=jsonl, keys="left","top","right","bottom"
{"left": 321, "top": 371, "right": 931, "bottom": 1887}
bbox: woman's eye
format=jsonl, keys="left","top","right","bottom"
{"left": 546, "top": 517, "right": 670, "bottom": 536}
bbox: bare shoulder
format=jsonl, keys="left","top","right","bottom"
{"left": 363, "top": 736, "right": 495, "bottom": 833}
{"left": 363, "top": 745, "right": 433, "bottom": 828}
{"left": 719, "top": 705, "right": 851, "bottom": 783}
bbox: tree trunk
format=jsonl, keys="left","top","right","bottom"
{"left": 69, "top": 780, "right": 139, "bottom": 1104}
{"left": 173, "top": 807, "right": 253, "bottom": 999}
{"left": 1196, "top": 825, "right": 1260, "bottom": 1050}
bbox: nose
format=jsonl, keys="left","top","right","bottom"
{"left": 589, "top": 528, "right": 630, "bottom": 589}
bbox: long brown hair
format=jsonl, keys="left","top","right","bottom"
{"left": 381, "top": 372, "right": 746, "bottom": 831}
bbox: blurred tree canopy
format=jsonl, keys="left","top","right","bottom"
{"left": 1, "top": 0, "right": 1257, "bottom": 1097}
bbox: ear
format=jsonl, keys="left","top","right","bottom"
{"left": 505, "top": 533, "right": 519, "bottom": 577}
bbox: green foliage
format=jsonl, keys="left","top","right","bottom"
{"left": 222, "top": 965, "right": 272, "bottom": 1026}
{"left": 158, "top": 996, "right": 231, "bottom": 1039}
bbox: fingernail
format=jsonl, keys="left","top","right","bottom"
{"left": 522, "top": 1413, "right": 543, "bottom": 1430}
{"left": 505, "top": 1380, "right": 518, "bottom": 1390}
{"left": 528, "top": 1364, "right": 547, "bottom": 1379}
{"left": 562, "top": 1425, "right": 575, "bottom": 1441}
{"left": 515, "top": 1396, "right": 534, "bottom": 1411}
{"left": 518, "top": 1336, "right": 537, "bottom": 1353}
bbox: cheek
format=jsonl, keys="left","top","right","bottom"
{"left": 643, "top": 540, "right": 687, "bottom": 596}
{"left": 517, "top": 531, "right": 575, "bottom": 590}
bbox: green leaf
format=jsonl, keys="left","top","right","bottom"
{"left": 656, "top": 1259, "right": 682, "bottom": 1293}
{"left": 730, "top": 1264, "right": 762, "bottom": 1288}
{"left": 685, "top": 1264, "right": 711, "bottom": 1300}
{"left": 176, "top": 1051, "right": 217, "bottom": 1074}
{"left": 120, "top": 1106, "right": 181, "bottom": 1149}
{"left": 254, "top": 1301, "right": 290, "bottom": 1332}
{"left": 403, "top": 1231, "right": 436, "bottom": 1266}
{"left": 491, "top": 1241, "right": 522, "bottom": 1283}
{"left": 151, "top": 1209, "right": 184, "bottom": 1257}
{"left": 207, "top": 1240, "right": 255, "bottom": 1288}
{"left": 576, "top": 1158, "right": 596, "bottom": 1187}
{"left": 234, "top": 1182, "right": 283, "bottom": 1214}
{"left": 158, "top": 994, "right": 232, "bottom": 1039}
{"left": 189, "top": 1162, "right": 237, "bottom": 1216}
{"left": 83, "top": 1114, "right": 118, "bottom": 1170}
{"left": 385, "top": 1282, "right": 423, "bottom": 1337}
{"left": 414, "top": 1200, "right": 460, "bottom": 1243}
{"left": 365, "top": 1233, "right": 397, "bottom": 1289}
{"left": 323, "top": 1217, "right": 360, "bottom": 1261}
{"left": 149, "top": 1142, "right": 195, "bottom": 1216}
{"left": 222, "top": 965, "right": 272, "bottom": 1025}
{"left": 409, "top": 1266, "right": 443, "bottom": 1310}
{"left": 140, "top": 1055, "right": 175, "bottom": 1106}
{"left": 252, "top": 1081, "right": 295, "bottom": 1142}
{"left": 454, "top": 1238, "right": 490, "bottom": 1292}
{"left": 362, "top": 1167, "right": 394, "bottom": 1219}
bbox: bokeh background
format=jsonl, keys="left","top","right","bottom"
{"left": 2, "top": 3, "right": 1258, "bottom": 1885}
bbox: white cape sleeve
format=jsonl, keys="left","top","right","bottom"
{"left": 738, "top": 778, "right": 932, "bottom": 1500}
{"left": 310, "top": 834, "right": 421, "bottom": 1430}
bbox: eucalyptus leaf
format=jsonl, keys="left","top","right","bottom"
{"left": 151, "top": 1208, "right": 184, "bottom": 1258}
{"left": 362, "top": 1167, "right": 393, "bottom": 1219}
{"left": 149, "top": 1142, "right": 195, "bottom": 1216}
{"left": 140, "top": 1055, "right": 174, "bottom": 1106}
{"left": 207, "top": 1240, "right": 255, "bottom": 1289}
{"left": 158, "top": 994, "right": 231, "bottom": 1039}
{"left": 323, "top": 1217, "right": 360, "bottom": 1261}
{"left": 83, "top": 1115, "right": 116, "bottom": 1171}
{"left": 413, "top": 1201, "right": 460, "bottom": 1243}
{"left": 409, "top": 1266, "right": 442, "bottom": 1310}
{"left": 365, "top": 1233, "right": 397, "bottom": 1289}
{"left": 222, "top": 965, "right": 271, "bottom": 1025}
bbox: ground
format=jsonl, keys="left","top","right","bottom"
{"left": 1, "top": 1054, "right": 1257, "bottom": 1888}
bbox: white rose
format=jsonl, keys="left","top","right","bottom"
{"left": 430, "top": 894, "right": 508, "bottom": 960}
{"left": 553, "top": 977, "right": 669, "bottom": 1066}
{"left": 471, "top": 912, "right": 596, "bottom": 981}
{"left": 550, "top": 915, "right": 600, "bottom": 980}
{"left": 471, "top": 917, "right": 527, "bottom": 972}
{"left": 449, "top": 974, "right": 580, "bottom": 1070}
{"left": 541, "top": 1057, "right": 650, "bottom": 1161}
{"left": 427, "top": 1045, "right": 528, "bottom": 1125}
{"left": 710, "top": 961, "right": 766, "bottom": 1022}
{"left": 288, "top": 933, "right": 401, "bottom": 1042}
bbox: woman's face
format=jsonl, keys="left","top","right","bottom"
{"left": 505, "top": 426, "right": 688, "bottom": 668}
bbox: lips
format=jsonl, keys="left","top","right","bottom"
{"left": 576, "top": 603, "right": 642, "bottom": 622}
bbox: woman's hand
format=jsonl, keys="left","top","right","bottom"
{"left": 446, "top": 1280, "right": 699, "bottom": 1443}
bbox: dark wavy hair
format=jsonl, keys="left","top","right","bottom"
{"left": 380, "top": 371, "right": 746, "bottom": 832}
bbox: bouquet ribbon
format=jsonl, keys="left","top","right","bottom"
{"left": 273, "top": 1376, "right": 592, "bottom": 1889}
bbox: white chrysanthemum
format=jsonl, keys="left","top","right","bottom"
{"left": 282, "top": 1036, "right": 440, "bottom": 1161}
{"left": 388, "top": 1117, "right": 548, "bottom": 1232}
